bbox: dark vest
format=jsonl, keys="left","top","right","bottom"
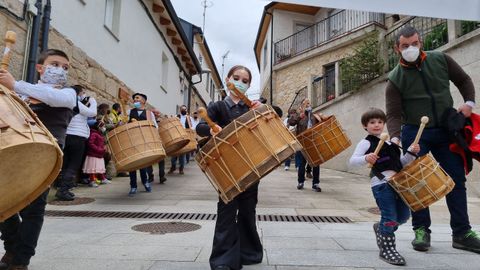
{"left": 388, "top": 51, "right": 452, "bottom": 127}
{"left": 30, "top": 103, "right": 73, "bottom": 147}
{"left": 365, "top": 135, "right": 403, "bottom": 176}
{"left": 129, "top": 108, "right": 147, "bottom": 122}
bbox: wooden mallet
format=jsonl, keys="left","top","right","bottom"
{"left": 226, "top": 82, "right": 253, "bottom": 108}
{"left": 367, "top": 133, "right": 389, "bottom": 168}
{"left": 1, "top": 31, "right": 16, "bottom": 70}
{"left": 198, "top": 107, "right": 220, "bottom": 134}
{"left": 412, "top": 116, "right": 429, "bottom": 145}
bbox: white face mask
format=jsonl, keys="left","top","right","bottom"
{"left": 40, "top": 65, "right": 68, "bottom": 86}
{"left": 401, "top": 46, "right": 420, "bottom": 63}
{"left": 229, "top": 77, "right": 250, "bottom": 94}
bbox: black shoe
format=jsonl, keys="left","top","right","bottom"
{"left": 306, "top": 172, "right": 313, "bottom": 179}
{"left": 148, "top": 174, "right": 154, "bottom": 183}
{"left": 297, "top": 183, "right": 304, "bottom": 190}
{"left": 0, "top": 251, "right": 13, "bottom": 270}
{"left": 453, "top": 230, "right": 480, "bottom": 253}
{"left": 214, "top": 266, "right": 231, "bottom": 270}
{"left": 67, "top": 190, "right": 75, "bottom": 198}
{"left": 312, "top": 184, "right": 321, "bottom": 192}
{"left": 412, "top": 227, "right": 430, "bottom": 251}
{"left": 159, "top": 177, "right": 167, "bottom": 184}
{"left": 167, "top": 167, "right": 175, "bottom": 174}
{"left": 55, "top": 190, "right": 75, "bottom": 201}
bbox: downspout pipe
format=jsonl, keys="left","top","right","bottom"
{"left": 40, "top": 0, "right": 51, "bottom": 52}
{"left": 26, "top": 0, "right": 43, "bottom": 83}
{"left": 266, "top": 11, "right": 274, "bottom": 106}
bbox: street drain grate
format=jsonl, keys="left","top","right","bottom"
{"left": 131, "top": 221, "right": 201, "bottom": 234}
{"left": 367, "top": 207, "right": 381, "bottom": 215}
{"left": 48, "top": 197, "right": 95, "bottom": 206}
{"left": 45, "top": 210, "right": 353, "bottom": 223}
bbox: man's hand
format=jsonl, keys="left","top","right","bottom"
{"left": 408, "top": 143, "right": 420, "bottom": 154}
{"left": 210, "top": 125, "right": 222, "bottom": 136}
{"left": 458, "top": 103, "right": 473, "bottom": 118}
{"left": 0, "top": 69, "right": 16, "bottom": 90}
{"left": 250, "top": 100, "right": 262, "bottom": 109}
{"left": 365, "top": 153, "right": 379, "bottom": 165}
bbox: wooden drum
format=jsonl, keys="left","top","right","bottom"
{"left": 107, "top": 120, "right": 165, "bottom": 172}
{"left": 389, "top": 153, "right": 455, "bottom": 212}
{"left": 196, "top": 105, "right": 302, "bottom": 203}
{"left": 0, "top": 85, "right": 63, "bottom": 221}
{"left": 296, "top": 115, "right": 351, "bottom": 166}
{"left": 169, "top": 129, "right": 197, "bottom": 157}
{"left": 158, "top": 116, "right": 189, "bottom": 155}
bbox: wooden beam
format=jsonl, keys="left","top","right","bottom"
{"left": 186, "top": 63, "right": 194, "bottom": 69}
{"left": 160, "top": 16, "right": 171, "bottom": 25}
{"left": 167, "top": 28, "right": 177, "bottom": 36}
{"left": 152, "top": 3, "right": 165, "bottom": 13}
{"left": 177, "top": 47, "right": 187, "bottom": 55}
{"left": 172, "top": 37, "right": 181, "bottom": 45}
{"left": 182, "top": 56, "right": 190, "bottom": 62}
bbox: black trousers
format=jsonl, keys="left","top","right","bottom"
{"left": 58, "top": 135, "right": 87, "bottom": 191}
{"left": 0, "top": 189, "right": 49, "bottom": 265}
{"left": 209, "top": 183, "right": 263, "bottom": 270}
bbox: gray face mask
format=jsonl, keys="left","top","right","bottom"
{"left": 40, "top": 65, "right": 68, "bottom": 86}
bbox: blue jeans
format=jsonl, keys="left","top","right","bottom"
{"left": 284, "top": 155, "right": 292, "bottom": 167}
{"left": 297, "top": 151, "right": 319, "bottom": 185}
{"left": 372, "top": 183, "right": 410, "bottom": 235}
{"left": 402, "top": 125, "right": 471, "bottom": 236}
{"left": 129, "top": 168, "right": 148, "bottom": 188}
{"left": 294, "top": 151, "right": 302, "bottom": 168}
{"left": 171, "top": 155, "right": 185, "bottom": 170}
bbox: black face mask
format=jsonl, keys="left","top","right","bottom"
{"left": 180, "top": 110, "right": 187, "bottom": 115}
{"left": 193, "top": 116, "right": 198, "bottom": 119}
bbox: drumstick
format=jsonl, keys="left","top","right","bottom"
{"left": 367, "top": 133, "right": 389, "bottom": 168}
{"left": 412, "top": 116, "right": 429, "bottom": 145}
{"left": 226, "top": 82, "right": 252, "bottom": 108}
{"left": 198, "top": 107, "right": 220, "bottom": 134}
{"left": 1, "top": 31, "right": 16, "bottom": 70}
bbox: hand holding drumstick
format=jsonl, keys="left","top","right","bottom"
{"left": 226, "top": 82, "right": 262, "bottom": 109}
{"left": 198, "top": 107, "right": 222, "bottom": 136}
{"left": 366, "top": 133, "right": 389, "bottom": 168}
{"left": 0, "top": 31, "right": 16, "bottom": 90}
{"left": 405, "top": 116, "right": 428, "bottom": 156}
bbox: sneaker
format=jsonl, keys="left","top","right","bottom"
{"left": 412, "top": 227, "right": 430, "bottom": 251}
{"left": 89, "top": 182, "right": 99, "bottom": 188}
{"left": 101, "top": 179, "right": 111, "bottom": 184}
{"left": 128, "top": 188, "right": 137, "bottom": 196}
{"left": 284, "top": 166, "right": 289, "bottom": 171}
{"left": 453, "top": 230, "right": 480, "bottom": 253}
{"left": 312, "top": 184, "right": 321, "bottom": 192}
{"left": 144, "top": 182, "right": 152, "bottom": 192}
{"left": 297, "top": 183, "right": 304, "bottom": 190}
{"left": 95, "top": 179, "right": 101, "bottom": 185}
{"left": 306, "top": 172, "right": 313, "bottom": 179}
{"left": 159, "top": 177, "right": 167, "bottom": 184}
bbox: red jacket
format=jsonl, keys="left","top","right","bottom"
{"left": 450, "top": 112, "right": 480, "bottom": 175}
{"left": 86, "top": 129, "right": 105, "bottom": 158}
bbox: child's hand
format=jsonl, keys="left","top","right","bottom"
{"left": 210, "top": 125, "right": 222, "bottom": 136}
{"left": 409, "top": 143, "right": 420, "bottom": 154}
{"left": 365, "top": 153, "right": 379, "bottom": 165}
{"left": 251, "top": 100, "right": 262, "bottom": 109}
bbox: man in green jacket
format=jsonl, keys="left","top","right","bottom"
{"left": 386, "top": 26, "right": 480, "bottom": 254}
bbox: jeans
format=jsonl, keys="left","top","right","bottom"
{"left": 0, "top": 189, "right": 49, "bottom": 265}
{"left": 59, "top": 135, "right": 87, "bottom": 191}
{"left": 372, "top": 183, "right": 410, "bottom": 235}
{"left": 297, "top": 151, "right": 319, "bottom": 185}
{"left": 171, "top": 155, "right": 185, "bottom": 170}
{"left": 129, "top": 168, "right": 148, "bottom": 188}
{"left": 294, "top": 151, "right": 302, "bottom": 168}
{"left": 284, "top": 156, "right": 291, "bottom": 167}
{"left": 402, "top": 125, "right": 471, "bottom": 236}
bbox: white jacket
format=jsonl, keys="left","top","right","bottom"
{"left": 66, "top": 97, "right": 97, "bottom": 138}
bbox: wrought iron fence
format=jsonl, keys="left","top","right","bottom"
{"left": 460, "top": 20, "right": 480, "bottom": 37}
{"left": 385, "top": 17, "right": 448, "bottom": 70}
{"left": 274, "top": 10, "right": 385, "bottom": 64}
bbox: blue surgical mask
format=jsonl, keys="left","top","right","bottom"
{"left": 133, "top": 102, "right": 141, "bottom": 109}
{"left": 230, "top": 78, "right": 249, "bottom": 93}
{"left": 40, "top": 65, "right": 68, "bottom": 86}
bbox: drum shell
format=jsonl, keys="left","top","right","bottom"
{"left": 0, "top": 86, "right": 62, "bottom": 221}
{"left": 296, "top": 115, "right": 351, "bottom": 166}
{"left": 195, "top": 105, "right": 302, "bottom": 203}
{"left": 158, "top": 116, "right": 190, "bottom": 155}
{"left": 169, "top": 129, "right": 197, "bottom": 157}
{"left": 107, "top": 120, "right": 165, "bottom": 172}
{"left": 389, "top": 153, "right": 455, "bottom": 212}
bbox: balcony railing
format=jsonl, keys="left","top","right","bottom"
{"left": 274, "top": 10, "right": 385, "bottom": 64}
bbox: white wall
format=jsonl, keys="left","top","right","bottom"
{"left": 192, "top": 42, "right": 213, "bottom": 104}
{"left": 50, "top": 0, "right": 183, "bottom": 114}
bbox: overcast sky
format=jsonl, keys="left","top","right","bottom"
{"left": 171, "top": 0, "right": 269, "bottom": 99}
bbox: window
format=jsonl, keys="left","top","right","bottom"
{"left": 104, "top": 0, "right": 121, "bottom": 38}
{"left": 263, "top": 41, "right": 268, "bottom": 70}
{"left": 323, "top": 64, "right": 336, "bottom": 102}
{"left": 294, "top": 22, "right": 314, "bottom": 54}
{"left": 161, "top": 52, "right": 169, "bottom": 90}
